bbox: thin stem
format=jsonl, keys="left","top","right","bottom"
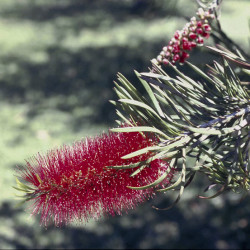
{"left": 199, "top": 106, "right": 250, "bottom": 128}
{"left": 211, "top": 30, "right": 250, "bottom": 60}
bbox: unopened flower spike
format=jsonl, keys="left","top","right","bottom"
{"left": 154, "top": 7, "right": 215, "bottom": 66}
{"left": 15, "top": 128, "right": 174, "bottom": 226}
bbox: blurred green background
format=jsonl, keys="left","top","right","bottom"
{"left": 0, "top": 0, "right": 249, "bottom": 249}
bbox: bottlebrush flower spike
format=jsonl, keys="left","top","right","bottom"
{"left": 15, "top": 129, "right": 174, "bottom": 226}
{"left": 154, "top": 8, "right": 215, "bottom": 66}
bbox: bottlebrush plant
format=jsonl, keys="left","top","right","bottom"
{"left": 15, "top": 129, "right": 174, "bottom": 226}
{"left": 14, "top": 0, "right": 250, "bottom": 226}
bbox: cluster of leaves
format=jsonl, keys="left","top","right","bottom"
{"left": 111, "top": 45, "right": 250, "bottom": 205}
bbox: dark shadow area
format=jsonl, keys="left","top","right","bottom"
{"left": 0, "top": 41, "right": 164, "bottom": 127}
{"left": 1, "top": 190, "right": 250, "bottom": 249}
{"left": 0, "top": 0, "right": 218, "bottom": 132}
{"left": 0, "top": 42, "right": 219, "bottom": 130}
{"left": 1, "top": 0, "right": 180, "bottom": 25}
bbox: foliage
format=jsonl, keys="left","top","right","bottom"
{"left": 110, "top": 0, "right": 250, "bottom": 207}
{"left": 112, "top": 45, "right": 250, "bottom": 207}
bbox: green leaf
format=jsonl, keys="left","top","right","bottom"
{"left": 130, "top": 165, "right": 147, "bottom": 177}
{"left": 169, "top": 63, "right": 207, "bottom": 93}
{"left": 198, "top": 184, "right": 227, "bottom": 199}
{"left": 111, "top": 126, "right": 170, "bottom": 139}
{"left": 207, "top": 46, "right": 250, "bottom": 70}
{"left": 119, "top": 99, "right": 161, "bottom": 118}
{"left": 160, "top": 136, "right": 191, "bottom": 152}
{"left": 114, "top": 110, "right": 133, "bottom": 126}
{"left": 157, "top": 155, "right": 186, "bottom": 193}
{"left": 127, "top": 169, "right": 170, "bottom": 190}
{"left": 121, "top": 145, "right": 160, "bottom": 160}
{"left": 135, "top": 71, "right": 165, "bottom": 118}
{"left": 15, "top": 177, "right": 35, "bottom": 192}
{"left": 185, "top": 126, "right": 221, "bottom": 135}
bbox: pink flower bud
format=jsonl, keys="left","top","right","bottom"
{"left": 202, "top": 32, "right": 210, "bottom": 38}
{"left": 182, "top": 37, "right": 189, "bottom": 43}
{"left": 160, "top": 51, "right": 165, "bottom": 57}
{"left": 182, "top": 29, "right": 189, "bottom": 36}
{"left": 203, "top": 24, "right": 211, "bottom": 32}
{"left": 165, "top": 51, "right": 171, "bottom": 57}
{"left": 174, "top": 30, "right": 181, "bottom": 39}
{"left": 190, "top": 41, "right": 197, "bottom": 48}
{"left": 196, "top": 27, "right": 203, "bottom": 35}
{"left": 167, "top": 45, "right": 173, "bottom": 52}
{"left": 173, "top": 45, "right": 181, "bottom": 53}
{"left": 173, "top": 54, "right": 180, "bottom": 62}
{"left": 189, "top": 26, "right": 197, "bottom": 33}
{"left": 157, "top": 55, "right": 163, "bottom": 62}
{"left": 189, "top": 33, "right": 197, "bottom": 40}
{"left": 180, "top": 51, "right": 189, "bottom": 63}
{"left": 163, "top": 46, "right": 168, "bottom": 52}
{"left": 182, "top": 41, "right": 191, "bottom": 51}
{"left": 163, "top": 58, "right": 169, "bottom": 65}
{"left": 182, "top": 51, "right": 189, "bottom": 59}
{"left": 197, "top": 8, "right": 205, "bottom": 19}
{"left": 197, "top": 21, "right": 203, "bottom": 27}
{"left": 204, "top": 11, "right": 210, "bottom": 17}
{"left": 196, "top": 37, "right": 204, "bottom": 45}
{"left": 168, "top": 40, "right": 175, "bottom": 46}
{"left": 190, "top": 17, "right": 196, "bottom": 22}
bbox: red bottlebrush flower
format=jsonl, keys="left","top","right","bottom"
{"left": 16, "top": 129, "right": 174, "bottom": 226}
